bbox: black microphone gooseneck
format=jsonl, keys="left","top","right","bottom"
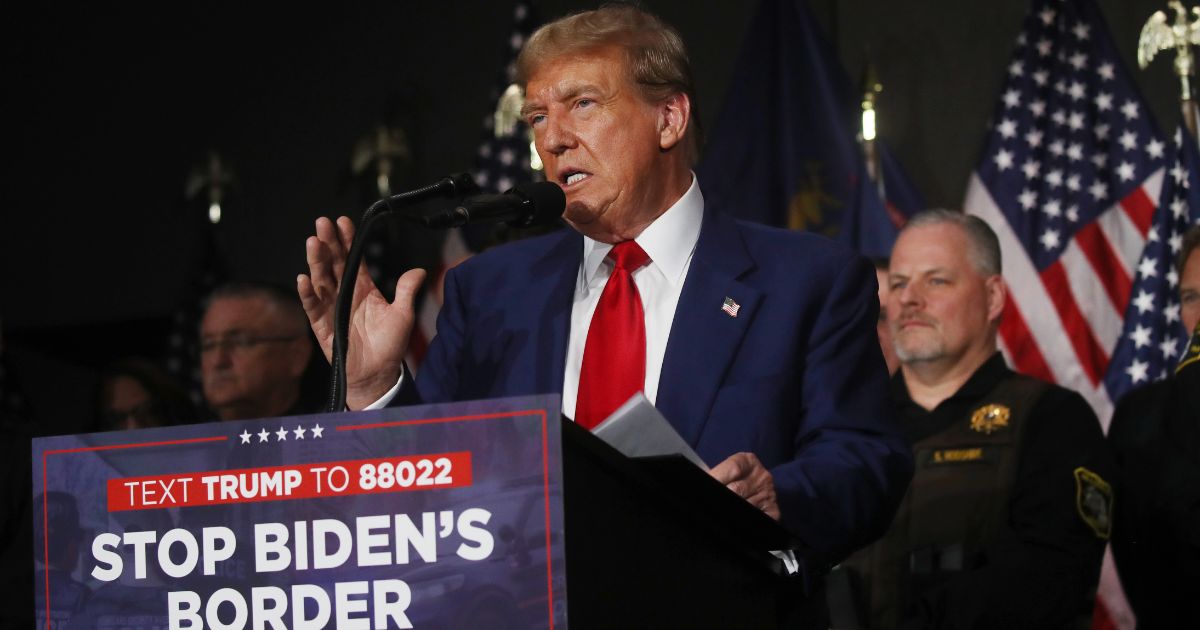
{"left": 326, "top": 173, "right": 478, "bottom": 412}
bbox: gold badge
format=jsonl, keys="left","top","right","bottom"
{"left": 1075, "top": 467, "right": 1113, "bottom": 540}
{"left": 969, "top": 404, "right": 1010, "bottom": 434}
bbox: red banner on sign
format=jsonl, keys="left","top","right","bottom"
{"left": 106, "top": 451, "right": 473, "bottom": 511}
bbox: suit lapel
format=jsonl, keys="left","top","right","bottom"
{"left": 509, "top": 229, "right": 581, "bottom": 396}
{"left": 657, "top": 209, "right": 761, "bottom": 446}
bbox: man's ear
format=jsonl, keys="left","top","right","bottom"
{"left": 985, "top": 275, "right": 1007, "bottom": 324}
{"left": 658, "top": 92, "right": 691, "bottom": 151}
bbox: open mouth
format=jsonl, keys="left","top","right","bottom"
{"left": 560, "top": 170, "right": 592, "bottom": 187}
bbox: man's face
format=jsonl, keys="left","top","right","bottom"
{"left": 1182, "top": 248, "right": 1200, "bottom": 334}
{"left": 523, "top": 47, "right": 682, "bottom": 243}
{"left": 875, "top": 267, "right": 899, "bottom": 374}
{"left": 199, "top": 295, "right": 309, "bottom": 419}
{"left": 887, "top": 223, "right": 1003, "bottom": 367}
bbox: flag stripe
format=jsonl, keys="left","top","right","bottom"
{"left": 1060, "top": 238, "right": 1125, "bottom": 353}
{"left": 998, "top": 294, "right": 1056, "bottom": 382}
{"left": 967, "top": 176, "right": 1081, "bottom": 387}
{"left": 1039, "top": 260, "right": 1108, "bottom": 385}
{"left": 1095, "top": 202, "right": 1144, "bottom": 278}
{"left": 1071, "top": 222, "right": 1131, "bottom": 314}
{"left": 1117, "top": 182, "right": 1157, "bottom": 237}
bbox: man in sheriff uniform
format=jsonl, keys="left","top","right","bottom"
{"left": 836, "top": 210, "right": 1115, "bottom": 628}
{"left": 1108, "top": 225, "right": 1200, "bottom": 628}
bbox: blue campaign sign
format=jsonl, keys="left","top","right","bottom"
{"left": 32, "top": 394, "right": 567, "bottom": 630}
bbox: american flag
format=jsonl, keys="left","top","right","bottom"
{"left": 963, "top": 2, "right": 1200, "bottom": 628}
{"left": 963, "top": 0, "right": 1168, "bottom": 424}
{"left": 1107, "top": 126, "right": 1200, "bottom": 391}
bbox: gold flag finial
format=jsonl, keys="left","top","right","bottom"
{"left": 1139, "top": 1, "right": 1200, "bottom": 135}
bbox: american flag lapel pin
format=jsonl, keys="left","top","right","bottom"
{"left": 721, "top": 296, "right": 741, "bottom": 317}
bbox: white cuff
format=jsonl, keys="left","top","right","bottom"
{"left": 361, "top": 369, "right": 406, "bottom": 410}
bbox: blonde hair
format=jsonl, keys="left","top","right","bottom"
{"left": 516, "top": 4, "right": 700, "bottom": 160}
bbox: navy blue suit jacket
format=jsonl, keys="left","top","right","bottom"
{"left": 405, "top": 204, "right": 912, "bottom": 564}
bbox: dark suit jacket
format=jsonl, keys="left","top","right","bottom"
{"left": 404, "top": 204, "right": 913, "bottom": 566}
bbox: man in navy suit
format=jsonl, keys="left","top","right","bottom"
{"left": 299, "top": 5, "right": 911, "bottom": 568}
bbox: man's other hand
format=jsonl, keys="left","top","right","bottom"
{"left": 709, "top": 452, "right": 781, "bottom": 521}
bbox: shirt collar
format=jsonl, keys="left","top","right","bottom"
{"left": 580, "top": 174, "right": 704, "bottom": 287}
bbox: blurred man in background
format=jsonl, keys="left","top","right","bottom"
{"left": 199, "top": 282, "right": 316, "bottom": 420}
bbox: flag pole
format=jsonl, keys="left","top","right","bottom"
{"left": 1138, "top": 1, "right": 1200, "bottom": 143}
{"left": 859, "top": 61, "right": 884, "bottom": 197}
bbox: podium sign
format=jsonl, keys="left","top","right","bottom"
{"left": 32, "top": 395, "right": 566, "bottom": 630}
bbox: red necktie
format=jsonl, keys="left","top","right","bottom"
{"left": 576, "top": 241, "right": 651, "bottom": 430}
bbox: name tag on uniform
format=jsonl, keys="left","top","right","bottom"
{"left": 918, "top": 446, "right": 998, "bottom": 467}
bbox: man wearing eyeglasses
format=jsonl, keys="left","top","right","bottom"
{"left": 199, "top": 282, "right": 314, "bottom": 421}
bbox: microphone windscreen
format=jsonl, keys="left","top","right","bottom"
{"left": 509, "top": 181, "right": 565, "bottom": 228}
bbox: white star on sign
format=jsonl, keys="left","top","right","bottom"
{"left": 1094, "top": 92, "right": 1113, "bottom": 111}
{"left": 1069, "top": 52, "right": 1088, "bottom": 69}
{"left": 1098, "top": 63, "right": 1115, "bottom": 80}
{"left": 240, "top": 430, "right": 251, "bottom": 444}
{"left": 995, "top": 149, "right": 1014, "bottom": 170}
{"left": 1168, "top": 269, "right": 1179, "bottom": 287}
{"left": 1003, "top": 89, "right": 1021, "bottom": 108}
{"left": 998, "top": 119, "right": 1017, "bottom": 138}
{"left": 1033, "top": 70, "right": 1049, "bottom": 86}
{"left": 1138, "top": 256, "right": 1158, "bottom": 278}
{"left": 276, "top": 427, "right": 288, "bottom": 441}
{"left": 1040, "top": 229, "right": 1061, "bottom": 250}
{"left": 1073, "top": 22, "right": 1091, "bottom": 40}
{"left": 312, "top": 424, "right": 325, "bottom": 438}
{"left": 1022, "top": 159, "right": 1041, "bottom": 178}
{"left": 1160, "top": 337, "right": 1179, "bottom": 359}
{"left": 1117, "top": 162, "right": 1136, "bottom": 182}
{"left": 1037, "top": 38, "right": 1053, "bottom": 57}
{"left": 1171, "top": 163, "right": 1187, "bottom": 184}
{"left": 1066, "top": 174, "right": 1081, "bottom": 191}
{"left": 1133, "top": 290, "right": 1155, "bottom": 314}
{"left": 1148, "top": 226, "right": 1160, "bottom": 242}
{"left": 258, "top": 428, "right": 271, "bottom": 443}
{"left": 1025, "top": 130, "right": 1044, "bottom": 148}
{"left": 1126, "top": 359, "right": 1149, "bottom": 384}
{"left": 1045, "top": 170, "right": 1063, "bottom": 188}
{"left": 1094, "top": 124, "right": 1110, "bottom": 141}
{"left": 1029, "top": 99, "right": 1046, "bottom": 117}
{"left": 1066, "top": 206, "right": 1080, "bottom": 222}
{"left": 1088, "top": 181, "right": 1107, "bottom": 201}
{"left": 1049, "top": 140, "right": 1065, "bottom": 156}
{"left": 1068, "top": 112, "right": 1085, "bottom": 131}
{"left": 1009, "top": 60, "right": 1024, "bottom": 76}
{"left": 1044, "top": 200, "right": 1062, "bottom": 218}
{"left": 1067, "top": 143, "right": 1083, "bottom": 162}
{"left": 293, "top": 425, "right": 306, "bottom": 439}
{"left": 1131, "top": 324, "right": 1152, "bottom": 348}
{"left": 1091, "top": 153, "right": 1108, "bottom": 169}
{"left": 1039, "top": 8, "right": 1056, "bottom": 25}
{"left": 1170, "top": 232, "right": 1184, "bottom": 253}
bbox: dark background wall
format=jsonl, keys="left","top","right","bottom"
{"left": 1, "top": 0, "right": 1184, "bottom": 430}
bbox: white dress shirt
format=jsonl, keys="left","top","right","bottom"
{"left": 561, "top": 176, "right": 703, "bottom": 419}
{"left": 368, "top": 176, "right": 704, "bottom": 417}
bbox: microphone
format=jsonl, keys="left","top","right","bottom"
{"left": 423, "top": 181, "right": 565, "bottom": 229}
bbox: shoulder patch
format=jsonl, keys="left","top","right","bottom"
{"left": 1074, "top": 467, "right": 1113, "bottom": 540}
{"left": 969, "top": 403, "right": 1010, "bottom": 434}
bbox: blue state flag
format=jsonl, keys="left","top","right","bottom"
{"left": 696, "top": 0, "right": 923, "bottom": 259}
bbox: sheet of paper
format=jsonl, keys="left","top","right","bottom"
{"left": 591, "top": 393, "right": 709, "bottom": 471}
